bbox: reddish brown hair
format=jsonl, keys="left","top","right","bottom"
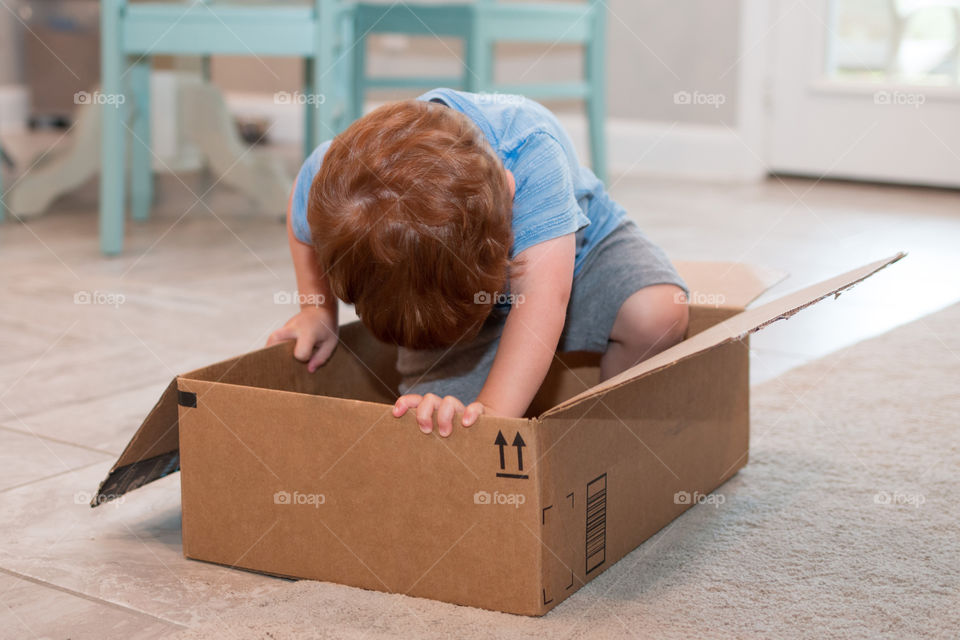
{"left": 307, "top": 100, "right": 515, "bottom": 350}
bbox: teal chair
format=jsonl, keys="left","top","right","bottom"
{"left": 352, "top": 0, "right": 608, "bottom": 182}
{"left": 99, "top": 0, "right": 354, "bottom": 255}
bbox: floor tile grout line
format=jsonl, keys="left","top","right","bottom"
{"left": 0, "top": 424, "right": 120, "bottom": 458}
{"left": 0, "top": 378, "right": 174, "bottom": 425}
{"left": 0, "top": 459, "right": 112, "bottom": 495}
{"left": 0, "top": 566, "right": 188, "bottom": 630}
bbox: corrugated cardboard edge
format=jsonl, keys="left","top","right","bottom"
{"left": 89, "top": 379, "right": 180, "bottom": 507}
{"left": 531, "top": 416, "right": 550, "bottom": 616}
{"left": 539, "top": 252, "right": 906, "bottom": 420}
{"left": 90, "top": 346, "right": 289, "bottom": 507}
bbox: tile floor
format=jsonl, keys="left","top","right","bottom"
{"left": 0, "top": 136, "right": 958, "bottom": 638}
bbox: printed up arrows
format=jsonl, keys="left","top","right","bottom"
{"left": 513, "top": 432, "right": 525, "bottom": 471}
{"left": 495, "top": 431, "right": 507, "bottom": 469}
{"left": 495, "top": 430, "right": 529, "bottom": 480}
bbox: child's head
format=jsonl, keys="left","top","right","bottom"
{"left": 308, "top": 100, "right": 515, "bottom": 350}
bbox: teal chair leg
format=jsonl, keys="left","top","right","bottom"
{"left": 464, "top": 31, "right": 491, "bottom": 92}
{"left": 303, "top": 58, "right": 318, "bottom": 159}
{"left": 311, "top": 0, "right": 338, "bottom": 145}
{"left": 350, "top": 35, "right": 367, "bottom": 120}
{"left": 129, "top": 57, "right": 153, "bottom": 221}
{"left": 350, "top": 23, "right": 366, "bottom": 121}
{"left": 585, "top": 8, "right": 607, "bottom": 183}
{"left": 341, "top": 7, "right": 362, "bottom": 124}
{"left": 100, "top": 0, "right": 125, "bottom": 255}
{"left": 337, "top": 5, "right": 355, "bottom": 131}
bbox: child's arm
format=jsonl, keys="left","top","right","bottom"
{"left": 266, "top": 183, "right": 340, "bottom": 371}
{"left": 474, "top": 232, "right": 575, "bottom": 416}
{"left": 393, "top": 233, "right": 575, "bottom": 434}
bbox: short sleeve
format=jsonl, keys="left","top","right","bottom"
{"left": 508, "top": 132, "right": 590, "bottom": 257}
{"left": 290, "top": 140, "right": 333, "bottom": 245}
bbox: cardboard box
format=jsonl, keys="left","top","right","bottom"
{"left": 93, "top": 254, "right": 903, "bottom": 615}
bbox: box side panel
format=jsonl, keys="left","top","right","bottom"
{"left": 524, "top": 306, "right": 735, "bottom": 420}
{"left": 95, "top": 322, "right": 400, "bottom": 504}
{"left": 687, "top": 306, "right": 740, "bottom": 338}
{"left": 542, "top": 252, "right": 903, "bottom": 419}
{"left": 178, "top": 379, "right": 543, "bottom": 615}
{"left": 675, "top": 260, "right": 787, "bottom": 309}
{"left": 184, "top": 321, "right": 399, "bottom": 404}
{"left": 526, "top": 352, "right": 601, "bottom": 418}
{"left": 537, "top": 340, "right": 749, "bottom": 610}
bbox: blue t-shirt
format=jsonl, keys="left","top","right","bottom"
{"left": 290, "top": 88, "right": 625, "bottom": 276}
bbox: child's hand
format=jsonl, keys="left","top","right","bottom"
{"left": 392, "top": 394, "right": 485, "bottom": 437}
{"left": 266, "top": 307, "right": 339, "bottom": 372}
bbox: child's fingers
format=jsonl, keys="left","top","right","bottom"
{"left": 415, "top": 394, "right": 441, "bottom": 433}
{"left": 462, "top": 402, "right": 485, "bottom": 427}
{"left": 306, "top": 337, "right": 337, "bottom": 372}
{"left": 292, "top": 333, "right": 317, "bottom": 362}
{"left": 266, "top": 326, "right": 296, "bottom": 347}
{"left": 392, "top": 394, "right": 422, "bottom": 417}
{"left": 436, "top": 396, "right": 464, "bottom": 437}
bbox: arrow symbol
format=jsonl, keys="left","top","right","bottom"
{"left": 512, "top": 432, "right": 526, "bottom": 471}
{"left": 495, "top": 431, "right": 507, "bottom": 470}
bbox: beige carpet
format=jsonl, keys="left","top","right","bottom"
{"left": 176, "top": 304, "right": 960, "bottom": 639}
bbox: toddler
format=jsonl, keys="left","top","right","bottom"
{"left": 268, "top": 89, "right": 689, "bottom": 435}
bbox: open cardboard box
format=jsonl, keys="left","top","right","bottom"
{"left": 92, "top": 254, "right": 903, "bottom": 615}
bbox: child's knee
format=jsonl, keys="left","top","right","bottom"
{"left": 611, "top": 284, "right": 689, "bottom": 354}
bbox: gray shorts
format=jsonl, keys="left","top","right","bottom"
{"left": 396, "top": 218, "right": 688, "bottom": 401}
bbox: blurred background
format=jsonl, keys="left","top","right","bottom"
{"left": 0, "top": 3, "right": 959, "bottom": 637}
{"left": 1, "top": 0, "right": 958, "bottom": 185}
{"left": 0, "top": 0, "right": 958, "bottom": 382}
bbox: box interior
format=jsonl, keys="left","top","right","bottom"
{"left": 94, "top": 255, "right": 911, "bottom": 506}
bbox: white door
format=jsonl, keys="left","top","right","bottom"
{"left": 767, "top": 0, "right": 960, "bottom": 188}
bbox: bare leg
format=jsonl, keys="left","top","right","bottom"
{"left": 600, "top": 284, "right": 689, "bottom": 381}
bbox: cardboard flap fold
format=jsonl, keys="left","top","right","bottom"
{"left": 91, "top": 343, "right": 293, "bottom": 506}
{"left": 540, "top": 253, "right": 905, "bottom": 419}
{"left": 674, "top": 260, "right": 788, "bottom": 309}
{"left": 93, "top": 322, "right": 401, "bottom": 506}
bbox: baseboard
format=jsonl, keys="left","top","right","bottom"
{"left": 224, "top": 92, "right": 766, "bottom": 182}
{"left": 556, "top": 114, "right": 767, "bottom": 183}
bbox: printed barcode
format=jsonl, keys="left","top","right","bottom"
{"left": 585, "top": 473, "right": 607, "bottom": 573}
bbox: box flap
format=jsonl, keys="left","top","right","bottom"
{"left": 92, "top": 321, "right": 401, "bottom": 506}
{"left": 540, "top": 252, "right": 905, "bottom": 419}
{"left": 674, "top": 260, "right": 788, "bottom": 310}
{"left": 89, "top": 349, "right": 265, "bottom": 507}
